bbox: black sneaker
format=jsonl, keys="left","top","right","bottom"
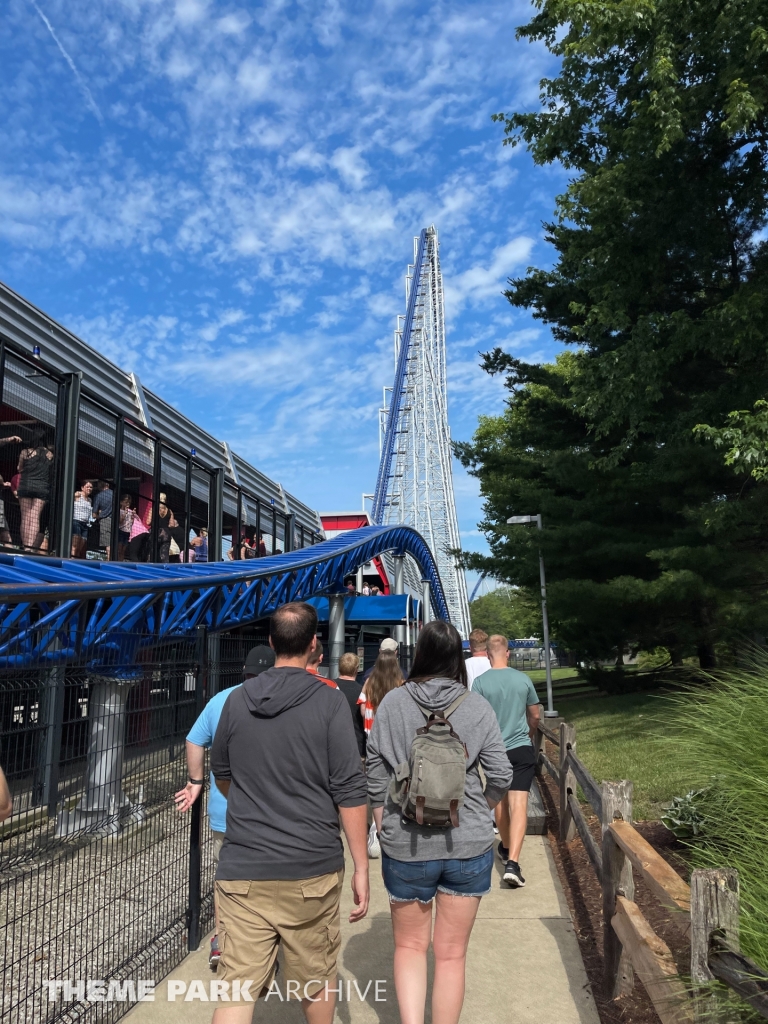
{"left": 497, "top": 840, "right": 509, "bottom": 863}
{"left": 503, "top": 860, "right": 525, "bottom": 888}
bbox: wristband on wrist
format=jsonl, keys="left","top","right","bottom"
{"left": 188, "top": 777, "right": 205, "bottom": 786}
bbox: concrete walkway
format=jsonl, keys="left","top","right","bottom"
{"left": 125, "top": 835, "right": 598, "bottom": 1024}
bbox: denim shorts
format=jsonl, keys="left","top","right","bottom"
{"left": 381, "top": 849, "right": 494, "bottom": 903}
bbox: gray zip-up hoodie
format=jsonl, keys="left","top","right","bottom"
{"left": 366, "top": 678, "right": 513, "bottom": 862}
{"left": 211, "top": 666, "right": 367, "bottom": 880}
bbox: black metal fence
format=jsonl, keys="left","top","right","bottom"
{"left": 0, "top": 628, "right": 267, "bottom": 1024}
{"left": 0, "top": 627, "right": 449, "bottom": 1023}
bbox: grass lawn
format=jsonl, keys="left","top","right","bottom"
{"left": 526, "top": 666, "right": 578, "bottom": 683}
{"left": 554, "top": 691, "right": 694, "bottom": 821}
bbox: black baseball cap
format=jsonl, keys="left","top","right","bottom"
{"left": 243, "top": 645, "right": 275, "bottom": 677}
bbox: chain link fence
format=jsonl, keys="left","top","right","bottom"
{"left": 0, "top": 628, "right": 257, "bottom": 1024}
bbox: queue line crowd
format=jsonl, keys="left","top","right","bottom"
{"left": 175, "top": 611, "right": 541, "bottom": 1024}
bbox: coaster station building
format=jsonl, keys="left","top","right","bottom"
{"left": 0, "top": 282, "right": 323, "bottom": 564}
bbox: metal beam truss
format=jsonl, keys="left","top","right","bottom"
{"left": 371, "top": 226, "right": 471, "bottom": 637}
{"left": 0, "top": 525, "right": 448, "bottom": 666}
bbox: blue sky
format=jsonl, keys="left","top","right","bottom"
{"left": 0, "top": 0, "right": 565, "bottom": 585}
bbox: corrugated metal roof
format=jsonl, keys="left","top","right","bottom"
{"left": 0, "top": 280, "right": 323, "bottom": 536}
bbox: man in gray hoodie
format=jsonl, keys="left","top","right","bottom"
{"left": 210, "top": 601, "right": 369, "bottom": 1024}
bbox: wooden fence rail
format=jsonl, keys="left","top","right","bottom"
{"left": 535, "top": 711, "right": 768, "bottom": 1023}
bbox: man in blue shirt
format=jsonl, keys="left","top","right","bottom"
{"left": 174, "top": 644, "right": 275, "bottom": 968}
{"left": 473, "top": 634, "right": 541, "bottom": 889}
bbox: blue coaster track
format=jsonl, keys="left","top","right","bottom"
{"left": 371, "top": 229, "right": 427, "bottom": 524}
{"left": 0, "top": 524, "right": 448, "bottom": 666}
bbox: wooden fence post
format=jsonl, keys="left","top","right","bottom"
{"left": 601, "top": 780, "right": 635, "bottom": 997}
{"left": 691, "top": 869, "right": 739, "bottom": 1022}
{"left": 533, "top": 704, "right": 544, "bottom": 774}
{"left": 559, "top": 722, "right": 577, "bottom": 842}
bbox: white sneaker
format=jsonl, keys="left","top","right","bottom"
{"left": 367, "top": 821, "right": 381, "bottom": 859}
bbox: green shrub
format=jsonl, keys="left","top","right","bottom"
{"left": 637, "top": 647, "right": 672, "bottom": 671}
{"left": 660, "top": 789, "right": 708, "bottom": 839}
{"left": 662, "top": 655, "right": 768, "bottom": 969}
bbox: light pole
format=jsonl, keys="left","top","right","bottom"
{"left": 507, "top": 514, "right": 557, "bottom": 718}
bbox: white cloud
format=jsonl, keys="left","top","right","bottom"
{"left": 0, "top": 0, "right": 561, "bottom": 549}
{"left": 236, "top": 56, "right": 271, "bottom": 101}
{"left": 329, "top": 147, "right": 369, "bottom": 189}
{"left": 198, "top": 307, "right": 248, "bottom": 342}
{"left": 444, "top": 236, "right": 535, "bottom": 313}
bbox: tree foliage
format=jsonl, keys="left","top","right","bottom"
{"left": 457, "top": 0, "right": 768, "bottom": 664}
{"left": 469, "top": 587, "right": 541, "bottom": 639}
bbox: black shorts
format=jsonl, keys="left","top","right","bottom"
{"left": 507, "top": 745, "right": 536, "bottom": 792}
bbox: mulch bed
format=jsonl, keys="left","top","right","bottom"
{"left": 537, "top": 745, "right": 693, "bottom": 1024}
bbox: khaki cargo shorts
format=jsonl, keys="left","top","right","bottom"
{"left": 215, "top": 869, "right": 343, "bottom": 1000}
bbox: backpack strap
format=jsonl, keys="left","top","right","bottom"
{"left": 442, "top": 692, "right": 469, "bottom": 718}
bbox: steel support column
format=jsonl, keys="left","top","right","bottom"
{"left": 284, "top": 513, "right": 295, "bottom": 553}
{"left": 109, "top": 417, "right": 124, "bottom": 561}
{"left": 393, "top": 554, "right": 405, "bottom": 645}
{"left": 55, "top": 371, "right": 82, "bottom": 559}
{"left": 209, "top": 468, "right": 224, "bottom": 562}
{"left": 328, "top": 594, "right": 345, "bottom": 681}
{"left": 422, "top": 580, "right": 431, "bottom": 626}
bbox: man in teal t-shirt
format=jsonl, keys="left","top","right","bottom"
{"left": 473, "top": 635, "right": 541, "bottom": 888}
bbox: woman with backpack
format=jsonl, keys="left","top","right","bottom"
{"left": 366, "top": 620, "right": 512, "bottom": 1024}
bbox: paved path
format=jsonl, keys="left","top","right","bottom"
{"left": 125, "top": 835, "right": 599, "bottom": 1024}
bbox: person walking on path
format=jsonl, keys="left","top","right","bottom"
{"left": 464, "top": 628, "right": 491, "bottom": 690}
{"left": 472, "top": 634, "right": 541, "bottom": 889}
{"left": 334, "top": 652, "right": 366, "bottom": 759}
{"left": 357, "top": 650, "right": 404, "bottom": 860}
{"left": 174, "top": 644, "right": 276, "bottom": 968}
{"left": 366, "top": 619, "right": 512, "bottom": 1024}
{"left": 305, "top": 637, "right": 338, "bottom": 687}
{"left": 357, "top": 650, "right": 403, "bottom": 738}
{"left": 210, "top": 602, "right": 369, "bottom": 1024}
{"left": 363, "top": 635, "right": 399, "bottom": 682}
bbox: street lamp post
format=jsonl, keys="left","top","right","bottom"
{"left": 507, "top": 514, "right": 557, "bottom": 718}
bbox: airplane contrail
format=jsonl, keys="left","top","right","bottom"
{"left": 28, "top": 0, "right": 104, "bottom": 125}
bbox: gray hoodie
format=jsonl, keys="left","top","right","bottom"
{"left": 366, "top": 678, "right": 513, "bottom": 862}
{"left": 211, "top": 666, "right": 367, "bottom": 880}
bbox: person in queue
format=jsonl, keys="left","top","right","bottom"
{"left": 357, "top": 649, "right": 404, "bottom": 859}
{"left": 357, "top": 650, "right": 403, "bottom": 739}
{"left": 464, "top": 627, "right": 491, "bottom": 689}
{"left": 71, "top": 480, "right": 93, "bottom": 558}
{"left": 366, "top": 620, "right": 512, "bottom": 1024}
{"left": 334, "top": 651, "right": 366, "bottom": 760}
{"left": 17, "top": 427, "right": 54, "bottom": 553}
{"left": 472, "top": 634, "right": 541, "bottom": 888}
{"left": 92, "top": 479, "right": 114, "bottom": 558}
{"left": 305, "top": 637, "right": 338, "bottom": 687}
{"left": 117, "top": 493, "right": 134, "bottom": 560}
{"left": 363, "top": 635, "right": 399, "bottom": 682}
{"left": 174, "top": 644, "right": 276, "bottom": 968}
{"left": 210, "top": 601, "right": 369, "bottom": 1024}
